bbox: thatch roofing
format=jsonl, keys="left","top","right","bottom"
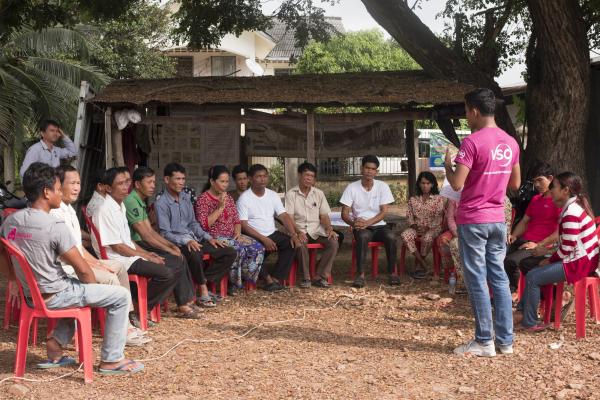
{"left": 91, "top": 70, "right": 475, "bottom": 108}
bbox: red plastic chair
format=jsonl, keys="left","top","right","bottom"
{"left": 1, "top": 238, "right": 94, "bottom": 383}
{"left": 543, "top": 278, "right": 600, "bottom": 338}
{"left": 285, "top": 243, "right": 332, "bottom": 287}
{"left": 82, "top": 206, "right": 159, "bottom": 331}
{"left": 2, "top": 208, "right": 21, "bottom": 328}
{"left": 351, "top": 241, "right": 397, "bottom": 279}
{"left": 399, "top": 239, "right": 437, "bottom": 277}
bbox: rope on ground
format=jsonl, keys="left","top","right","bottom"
{"left": 0, "top": 295, "right": 358, "bottom": 384}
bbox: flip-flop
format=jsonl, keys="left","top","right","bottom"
{"left": 196, "top": 295, "right": 217, "bottom": 308}
{"left": 37, "top": 355, "right": 77, "bottom": 369}
{"left": 99, "top": 359, "right": 144, "bottom": 375}
{"left": 176, "top": 308, "right": 203, "bottom": 319}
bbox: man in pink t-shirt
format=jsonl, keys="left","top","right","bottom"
{"left": 444, "top": 88, "right": 521, "bottom": 357}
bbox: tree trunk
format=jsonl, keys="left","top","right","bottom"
{"left": 524, "top": 0, "right": 590, "bottom": 177}
{"left": 360, "top": 0, "right": 517, "bottom": 140}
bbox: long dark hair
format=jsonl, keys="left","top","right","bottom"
{"left": 202, "top": 165, "right": 230, "bottom": 193}
{"left": 416, "top": 171, "right": 439, "bottom": 196}
{"left": 553, "top": 172, "right": 594, "bottom": 219}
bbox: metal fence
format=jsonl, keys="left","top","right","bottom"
{"left": 317, "top": 156, "right": 408, "bottom": 177}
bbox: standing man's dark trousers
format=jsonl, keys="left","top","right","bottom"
{"left": 353, "top": 225, "right": 397, "bottom": 275}
{"left": 180, "top": 241, "right": 236, "bottom": 285}
{"left": 128, "top": 258, "right": 181, "bottom": 310}
{"left": 261, "top": 231, "right": 295, "bottom": 281}
{"left": 136, "top": 241, "right": 196, "bottom": 306}
{"left": 504, "top": 238, "right": 547, "bottom": 292}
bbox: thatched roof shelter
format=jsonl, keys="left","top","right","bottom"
{"left": 92, "top": 70, "right": 475, "bottom": 109}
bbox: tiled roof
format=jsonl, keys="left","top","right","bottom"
{"left": 265, "top": 17, "right": 345, "bottom": 61}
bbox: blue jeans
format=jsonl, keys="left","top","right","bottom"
{"left": 522, "top": 261, "right": 565, "bottom": 327}
{"left": 45, "top": 279, "right": 130, "bottom": 362}
{"left": 458, "top": 223, "right": 513, "bottom": 346}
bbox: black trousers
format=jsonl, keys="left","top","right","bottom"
{"left": 128, "top": 258, "right": 181, "bottom": 310}
{"left": 136, "top": 241, "right": 195, "bottom": 306}
{"left": 504, "top": 238, "right": 546, "bottom": 292}
{"left": 353, "top": 225, "right": 397, "bottom": 275}
{"left": 180, "top": 241, "right": 236, "bottom": 285}
{"left": 261, "top": 231, "right": 295, "bottom": 281}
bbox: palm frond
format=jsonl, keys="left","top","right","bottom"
{"left": 27, "top": 57, "right": 111, "bottom": 90}
{"left": 10, "top": 27, "right": 90, "bottom": 60}
{"left": 0, "top": 69, "right": 34, "bottom": 147}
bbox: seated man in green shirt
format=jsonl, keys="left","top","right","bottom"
{"left": 124, "top": 167, "right": 202, "bottom": 317}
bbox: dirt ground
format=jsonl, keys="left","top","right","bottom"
{"left": 2, "top": 246, "right": 600, "bottom": 400}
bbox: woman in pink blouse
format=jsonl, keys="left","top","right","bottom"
{"left": 194, "top": 166, "right": 264, "bottom": 293}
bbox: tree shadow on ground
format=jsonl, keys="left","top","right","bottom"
{"left": 205, "top": 322, "right": 451, "bottom": 354}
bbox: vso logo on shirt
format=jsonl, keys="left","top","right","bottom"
{"left": 491, "top": 144, "right": 513, "bottom": 167}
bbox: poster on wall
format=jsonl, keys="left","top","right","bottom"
{"left": 245, "top": 120, "right": 405, "bottom": 158}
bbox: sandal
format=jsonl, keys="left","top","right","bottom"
{"left": 409, "top": 270, "right": 427, "bottom": 280}
{"left": 99, "top": 359, "right": 144, "bottom": 375}
{"left": 37, "top": 355, "right": 77, "bottom": 369}
{"left": 352, "top": 276, "right": 365, "bottom": 288}
{"left": 389, "top": 274, "right": 401, "bottom": 285}
{"left": 176, "top": 308, "right": 204, "bottom": 319}
{"left": 196, "top": 296, "right": 217, "bottom": 308}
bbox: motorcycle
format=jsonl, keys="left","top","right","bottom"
{"left": 0, "top": 181, "right": 27, "bottom": 223}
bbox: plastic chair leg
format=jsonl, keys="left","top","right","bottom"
{"left": 517, "top": 272, "right": 526, "bottom": 303}
{"left": 137, "top": 279, "right": 149, "bottom": 331}
{"left": 309, "top": 249, "right": 317, "bottom": 280}
{"left": 76, "top": 317, "right": 94, "bottom": 384}
{"left": 3, "top": 287, "right": 11, "bottom": 330}
{"left": 554, "top": 282, "right": 564, "bottom": 329}
{"left": 31, "top": 318, "right": 39, "bottom": 346}
{"left": 371, "top": 247, "right": 379, "bottom": 279}
{"left": 542, "top": 285, "right": 554, "bottom": 325}
{"left": 399, "top": 244, "right": 407, "bottom": 276}
{"left": 220, "top": 276, "right": 228, "bottom": 298}
{"left": 350, "top": 245, "right": 356, "bottom": 280}
{"left": 575, "top": 279, "right": 588, "bottom": 339}
{"left": 14, "top": 311, "right": 33, "bottom": 378}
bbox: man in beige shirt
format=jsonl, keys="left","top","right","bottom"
{"left": 285, "top": 162, "right": 339, "bottom": 288}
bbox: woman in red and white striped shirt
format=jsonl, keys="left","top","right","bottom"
{"left": 519, "top": 172, "right": 599, "bottom": 331}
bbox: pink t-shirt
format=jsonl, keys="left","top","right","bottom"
{"left": 521, "top": 194, "right": 560, "bottom": 242}
{"left": 454, "top": 127, "right": 520, "bottom": 225}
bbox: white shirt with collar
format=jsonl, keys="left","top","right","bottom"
{"left": 49, "top": 201, "right": 82, "bottom": 276}
{"left": 85, "top": 190, "right": 105, "bottom": 219}
{"left": 92, "top": 194, "right": 140, "bottom": 270}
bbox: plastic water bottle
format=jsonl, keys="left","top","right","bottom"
{"left": 448, "top": 272, "right": 456, "bottom": 295}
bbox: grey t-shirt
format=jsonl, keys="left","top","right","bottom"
{"left": 1, "top": 208, "right": 77, "bottom": 294}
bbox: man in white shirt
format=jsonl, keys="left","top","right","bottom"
{"left": 19, "top": 119, "right": 78, "bottom": 178}
{"left": 85, "top": 170, "right": 107, "bottom": 219}
{"left": 237, "top": 164, "right": 301, "bottom": 292}
{"left": 51, "top": 166, "right": 149, "bottom": 345}
{"left": 93, "top": 167, "right": 182, "bottom": 327}
{"left": 340, "top": 155, "right": 399, "bottom": 288}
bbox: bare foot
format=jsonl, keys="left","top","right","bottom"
{"left": 46, "top": 337, "right": 64, "bottom": 361}
{"left": 513, "top": 310, "right": 523, "bottom": 326}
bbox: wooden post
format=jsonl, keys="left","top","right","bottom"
{"left": 306, "top": 110, "right": 315, "bottom": 164}
{"left": 406, "top": 120, "right": 417, "bottom": 197}
{"left": 104, "top": 107, "right": 114, "bottom": 169}
{"left": 112, "top": 129, "right": 125, "bottom": 167}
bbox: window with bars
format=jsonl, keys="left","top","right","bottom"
{"left": 174, "top": 56, "right": 194, "bottom": 77}
{"left": 211, "top": 56, "right": 236, "bottom": 76}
